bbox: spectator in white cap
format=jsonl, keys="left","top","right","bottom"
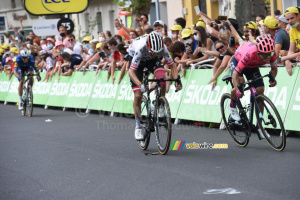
{"left": 153, "top": 20, "right": 165, "bottom": 37}
{"left": 278, "top": 14, "right": 288, "bottom": 33}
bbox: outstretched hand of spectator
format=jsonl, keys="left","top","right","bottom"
{"left": 208, "top": 76, "right": 217, "bottom": 84}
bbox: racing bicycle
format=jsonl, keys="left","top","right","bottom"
{"left": 220, "top": 72, "right": 286, "bottom": 151}
{"left": 21, "top": 74, "right": 39, "bottom": 117}
{"left": 138, "top": 68, "right": 182, "bottom": 155}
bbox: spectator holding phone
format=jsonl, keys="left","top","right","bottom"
{"left": 135, "top": 14, "right": 151, "bottom": 32}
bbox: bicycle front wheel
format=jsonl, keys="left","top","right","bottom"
{"left": 154, "top": 96, "right": 171, "bottom": 155}
{"left": 22, "top": 88, "right": 27, "bottom": 116}
{"left": 138, "top": 95, "right": 150, "bottom": 150}
{"left": 255, "top": 95, "right": 286, "bottom": 151}
{"left": 220, "top": 93, "right": 249, "bottom": 147}
{"left": 27, "top": 85, "right": 33, "bottom": 117}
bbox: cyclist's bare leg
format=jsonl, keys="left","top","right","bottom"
{"left": 133, "top": 91, "right": 143, "bottom": 118}
{"left": 256, "top": 86, "right": 265, "bottom": 114}
{"left": 28, "top": 71, "right": 34, "bottom": 87}
{"left": 18, "top": 78, "right": 24, "bottom": 97}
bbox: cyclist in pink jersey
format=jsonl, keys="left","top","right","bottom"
{"left": 229, "top": 35, "right": 278, "bottom": 123}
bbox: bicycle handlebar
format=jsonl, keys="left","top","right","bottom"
{"left": 148, "top": 75, "right": 182, "bottom": 92}
{"left": 237, "top": 72, "right": 276, "bottom": 95}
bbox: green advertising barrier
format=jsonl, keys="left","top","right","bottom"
{"left": 283, "top": 67, "right": 300, "bottom": 131}
{"left": 32, "top": 73, "right": 51, "bottom": 105}
{"left": 112, "top": 73, "right": 134, "bottom": 114}
{"left": 46, "top": 74, "right": 74, "bottom": 107}
{"left": 0, "top": 73, "right": 12, "bottom": 101}
{"left": 64, "top": 72, "right": 96, "bottom": 109}
{"left": 87, "top": 71, "right": 120, "bottom": 111}
{"left": 177, "top": 69, "right": 230, "bottom": 123}
{"left": 259, "top": 67, "right": 299, "bottom": 130}
{"left": 5, "top": 76, "right": 19, "bottom": 103}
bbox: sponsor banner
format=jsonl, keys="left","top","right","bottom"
{"left": 24, "top": 0, "right": 89, "bottom": 16}
{"left": 88, "top": 71, "right": 120, "bottom": 111}
{"left": 46, "top": 74, "right": 73, "bottom": 107}
{"left": 5, "top": 76, "right": 19, "bottom": 103}
{"left": 32, "top": 73, "right": 51, "bottom": 105}
{"left": 283, "top": 67, "right": 300, "bottom": 131}
{"left": 64, "top": 72, "right": 96, "bottom": 109}
{"left": 177, "top": 69, "right": 229, "bottom": 123}
{"left": 32, "top": 19, "right": 59, "bottom": 37}
{"left": 0, "top": 73, "right": 12, "bottom": 101}
{"left": 112, "top": 73, "right": 134, "bottom": 114}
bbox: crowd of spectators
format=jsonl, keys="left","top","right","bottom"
{"left": 0, "top": 7, "right": 298, "bottom": 90}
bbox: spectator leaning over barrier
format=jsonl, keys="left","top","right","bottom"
{"left": 82, "top": 36, "right": 93, "bottom": 59}
{"left": 153, "top": 20, "right": 165, "bottom": 38}
{"left": 186, "top": 26, "right": 213, "bottom": 66}
{"left": 179, "top": 28, "right": 198, "bottom": 76}
{"left": 260, "top": 16, "right": 290, "bottom": 58}
{"left": 60, "top": 52, "right": 83, "bottom": 76}
{"left": 283, "top": 7, "right": 300, "bottom": 76}
{"left": 1, "top": 43, "right": 10, "bottom": 69}
{"left": 170, "top": 24, "right": 182, "bottom": 43}
{"left": 38, "top": 50, "right": 54, "bottom": 82}
{"left": 50, "top": 50, "right": 63, "bottom": 81}
{"left": 95, "top": 43, "right": 113, "bottom": 75}
{"left": 54, "top": 40, "right": 73, "bottom": 55}
{"left": 67, "top": 34, "right": 83, "bottom": 55}
{"left": 107, "top": 38, "right": 121, "bottom": 83}
{"left": 83, "top": 42, "right": 103, "bottom": 75}
{"left": 116, "top": 43, "right": 130, "bottom": 84}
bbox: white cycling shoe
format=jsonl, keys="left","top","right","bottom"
{"left": 18, "top": 102, "right": 23, "bottom": 110}
{"left": 135, "top": 128, "right": 144, "bottom": 141}
{"left": 229, "top": 106, "right": 241, "bottom": 121}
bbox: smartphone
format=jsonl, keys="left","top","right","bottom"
{"left": 194, "top": 6, "right": 200, "bottom": 13}
{"left": 218, "top": 16, "right": 227, "bottom": 21}
{"left": 229, "top": 36, "right": 235, "bottom": 47}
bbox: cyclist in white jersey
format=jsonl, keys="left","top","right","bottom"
{"left": 128, "top": 32, "right": 180, "bottom": 140}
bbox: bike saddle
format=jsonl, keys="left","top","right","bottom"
{"left": 222, "top": 75, "right": 232, "bottom": 82}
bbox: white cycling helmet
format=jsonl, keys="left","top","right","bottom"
{"left": 146, "top": 32, "right": 164, "bottom": 53}
{"left": 20, "top": 48, "right": 30, "bottom": 57}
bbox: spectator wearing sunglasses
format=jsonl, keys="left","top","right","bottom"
{"left": 67, "top": 34, "right": 83, "bottom": 55}
{"left": 60, "top": 52, "right": 83, "bottom": 76}
{"left": 260, "top": 16, "right": 290, "bottom": 59}
{"left": 135, "top": 14, "right": 151, "bottom": 32}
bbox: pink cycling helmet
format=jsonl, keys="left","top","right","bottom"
{"left": 256, "top": 35, "right": 274, "bottom": 53}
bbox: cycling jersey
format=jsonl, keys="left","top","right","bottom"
{"left": 233, "top": 42, "right": 277, "bottom": 73}
{"left": 15, "top": 55, "right": 37, "bottom": 71}
{"left": 128, "top": 35, "right": 174, "bottom": 70}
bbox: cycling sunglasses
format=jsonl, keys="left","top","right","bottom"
{"left": 258, "top": 51, "right": 274, "bottom": 58}
{"left": 216, "top": 45, "right": 224, "bottom": 51}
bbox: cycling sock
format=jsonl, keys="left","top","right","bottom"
{"left": 230, "top": 99, "right": 236, "bottom": 108}
{"left": 135, "top": 117, "right": 141, "bottom": 129}
{"left": 19, "top": 96, "right": 22, "bottom": 103}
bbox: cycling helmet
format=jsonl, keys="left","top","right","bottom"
{"left": 20, "top": 48, "right": 30, "bottom": 57}
{"left": 256, "top": 35, "right": 274, "bottom": 53}
{"left": 147, "top": 32, "right": 164, "bottom": 53}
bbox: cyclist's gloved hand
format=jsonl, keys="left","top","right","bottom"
{"left": 140, "top": 84, "right": 146, "bottom": 93}
{"left": 269, "top": 80, "right": 277, "bottom": 87}
{"left": 236, "top": 90, "right": 243, "bottom": 99}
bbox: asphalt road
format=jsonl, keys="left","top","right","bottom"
{"left": 0, "top": 103, "right": 300, "bottom": 200}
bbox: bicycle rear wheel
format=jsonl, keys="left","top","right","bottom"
{"left": 220, "top": 93, "right": 250, "bottom": 147}
{"left": 154, "top": 96, "right": 171, "bottom": 155}
{"left": 27, "top": 85, "right": 33, "bottom": 117}
{"left": 138, "top": 95, "right": 150, "bottom": 150}
{"left": 255, "top": 95, "right": 286, "bottom": 151}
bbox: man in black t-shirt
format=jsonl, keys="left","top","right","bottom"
{"left": 61, "top": 52, "right": 83, "bottom": 76}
